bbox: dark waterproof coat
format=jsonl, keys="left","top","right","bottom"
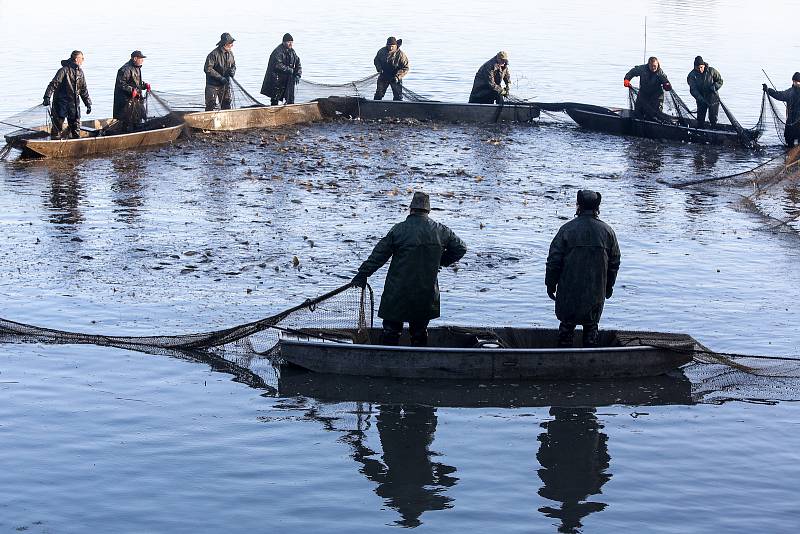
{"left": 205, "top": 46, "right": 236, "bottom": 87}
{"left": 469, "top": 58, "right": 510, "bottom": 102}
{"left": 374, "top": 47, "right": 409, "bottom": 82}
{"left": 545, "top": 212, "right": 621, "bottom": 326}
{"left": 766, "top": 85, "right": 800, "bottom": 126}
{"left": 625, "top": 64, "right": 670, "bottom": 115}
{"left": 113, "top": 60, "right": 147, "bottom": 119}
{"left": 357, "top": 213, "right": 467, "bottom": 322}
{"left": 43, "top": 60, "right": 91, "bottom": 119}
{"left": 687, "top": 64, "right": 723, "bottom": 105}
{"left": 260, "top": 44, "right": 302, "bottom": 98}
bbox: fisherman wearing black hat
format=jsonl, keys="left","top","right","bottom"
{"left": 763, "top": 73, "right": 800, "bottom": 146}
{"left": 260, "top": 33, "right": 302, "bottom": 106}
{"left": 204, "top": 33, "right": 237, "bottom": 111}
{"left": 113, "top": 50, "right": 150, "bottom": 131}
{"left": 42, "top": 50, "right": 92, "bottom": 139}
{"left": 687, "top": 56, "right": 724, "bottom": 129}
{"left": 624, "top": 57, "right": 671, "bottom": 121}
{"left": 374, "top": 36, "right": 409, "bottom": 101}
{"left": 352, "top": 191, "right": 467, "bottom": 347}
{"left": 469, "top": 51, "right": 511, "bottom": 104}
{"left": 546, "top": 190, "right": 620, "bottom": 348}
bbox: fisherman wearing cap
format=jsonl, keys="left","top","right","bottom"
{"left": 260, "top": 33, "right": 302, "bottom": 106}
{"left": 763, "top": 73, "right": 800, "bottom": 146}
{"left": 624, "top": 57, "right": 672, "bottom": 121}
{"left": 546, "top": 190, "right": 621, "bottom": 348}
{"left": 204, "top": 32, "right": 237, "bottom": 111}
{"left": 687, "top": 56, "right": 723, "bottom": 129}
{"left": 113, "top": 50, "right": 150, "bottom": 130}
{"left": 374, "top": 36, "right": 409, "bottom": 101}
{"left": 469, "top": 51, "right": 511, "bottom": 104}
{"left": 352, "top": 191, "right": 467, "bottom": 347}
{"left": 42, "top": 50, "right": 91, "bottom": 139}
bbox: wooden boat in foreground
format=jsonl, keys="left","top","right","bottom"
{"left": 318, "top": 96, "right": 540, "bottom": 123}
{"left": 278, "top": 326, "right": 697, "bottom": 380}
{"left": 182, "top": 102, "right": 325, "bottom": 131}
{"left": 4, "top": 117, "right": 184, "bottom": 158}
{"left": 564, "top": 104, "right": 759, "bottom": 146}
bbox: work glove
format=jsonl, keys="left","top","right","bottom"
{"left": 222, "top": 76, "right": 230, "bottom": 85}
{"left": 605, "top": 286, "right": 613, "bottom": 299}
{"left": 623, "top": 79, "right": 631, "bottom": 88}
{"left": 286, "top": 68, "right": 294, "bottom": 75}
{"left": 42, "top": 97, "right": 50, "bottom": 107}
{"left": 662, "top": 82, "right": 672, "bottom": 92}
{"left": 351, "top": 272, "right": 368, "bottom": 289}
{"left": 762, "top": 83, "right": 769, "bottom": 92}
{"left": 131, "top": 88, "right": 139, "bottom": 99}
{"left": 145, "top": 83, "right": 151, "bottom": 91}
{"left": 85, "top": 105, "right": 91, "bottom": 114}
{"left": 711, "top": 85, "right": 718, "bottom": 93}
{"left": 501, "top": 86, "right": 510, "bottom": 97}
{"left": 547, "top": 287, "right": 556, "bottom": 301}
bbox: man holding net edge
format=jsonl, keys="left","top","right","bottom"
{"left": 351, "top": 192, "right": 467, "bottom": 347}
{"left": 763, "top": 73, "right": 800, "bottom": 146}
{"left": 204, "top": 33, "right": 237, "bottom": 111}
{"left": 42, "top": 50, "right": 92, "bottom": 139}
{"left": 260, "top": 33, "right": 302, "bottom": 106}
{"left": 113, "top": 50, "right": 150, "bottom": 132}
{"left": 687, "top": 56, "right": 723, "bottom": 129}
{"left": 469, "top": 51, "right": 511, "bottom": 104}
{"left": 624, "top": 56, "right": 672, "bottom": 121}
{"left": 374, "top": 36, "right": 409, "bottom": 101}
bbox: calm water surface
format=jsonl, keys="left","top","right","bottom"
{"left": 1, "top": 1, "right": 800, "bottom": 532}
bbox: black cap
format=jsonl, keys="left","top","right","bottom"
{"left": 793, "top": 72, "right": 800, "bottom": 82}
{"left": 283, "top": 33, "right": 294, "bottom": 42}
{"left": 694, "top": 55, "right": 704, "bottom": 67}
{"left": 131, "top": 50, "right": 146, "bottom": 58}
{"left": 386, "top": 36, "right": 397, "bottom": 46}
{"left": 577, "top": 190, "right": 602, "bottom": 210}
{"left": 217, "top": 32, "right": 235, "bottom": 46}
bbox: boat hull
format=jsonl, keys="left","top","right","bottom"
{"left": 182, "top": 102, "right": 324, "bottom": 131}
{"left": 278, "top": 327, "right": 695, "bottom": 380}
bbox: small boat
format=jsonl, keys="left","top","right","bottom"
{"left": 318, "top": 96, "right": 540, "bottom": 123}
{"left": 182, "top": 102, "right": 325, "bottom": 131}
{"left": 3, "top": 116, "right": 184, "bottom": 158}
{"left": 563, "top": 104, "right": 759, "bottom": 146}
{"left": 278, "top": 326, "right": 698, "bottom": 380}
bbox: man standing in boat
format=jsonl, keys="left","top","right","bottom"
{"left": 260, "top": 33, "right": 302, "bottom": 106}
{"left": 469, "top": 51, "right": 511, "bottom": 104}
{"left": 687, "top": 56, "right": 723, "bottom": 129}
{"left": 351, "top": 191, "right": 467, "bottom": 347}
{"left": 624, "top": 57, "right": 672, "bottom": 121}
{"left": 42, "top": 50, "right": 92, "bottom": 139}
{"left": 763, "top": 73, "right": 800, "bottom": 146}
{"left": 374, "top": 37, "right": 409, "bottom": 101}
{"left": 546, "top": 190, "right": 620, "bottom": 348}
{"left": 204, "top": 32, "right": 237, "bottom": 111}
{"left": 113, "top": 50, "right": 149, "bottom": 132}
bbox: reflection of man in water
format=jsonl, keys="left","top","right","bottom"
{"left": 537, "top": 407, "right": 611, "bottom": 533}
{"left": 347, "top": 405, "right": 458, "bottom": 527}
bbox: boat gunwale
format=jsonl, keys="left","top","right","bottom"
{"left": 566, "top": 106, "right": 743, "bottom": 138}
{"left": 19, "top": 122, "right": 184, "bottom": 147}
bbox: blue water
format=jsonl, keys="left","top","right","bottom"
{"left": 2, "top": 1, "right": 800, "bottom": 532}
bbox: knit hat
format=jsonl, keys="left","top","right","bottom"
{"left": 793, "top": 72, "right": 800, "bottom": 82}
{"left": 577, "top": 190, "right": 602, "bottom": 210}
{"left": 283, "top": 33, "right": 294, "bottom": 43}
{"left": 694, "top": 55, "right": 704, "bottom": 67}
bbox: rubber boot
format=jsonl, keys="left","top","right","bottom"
{"left": 557, "top": 323, "right": 575, "bottom": 348}
{"left": 380, "top": 327, "right": 401, "bottom": 346}
{"left": 583, "top": 325, "right": 600, "bottom": 348}
{"left": 410, "top": 330, "right": 428, "bottom": 347}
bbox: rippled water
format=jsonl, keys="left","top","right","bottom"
{"left": 1, "top": 1, "right": 800, "bottom": 532}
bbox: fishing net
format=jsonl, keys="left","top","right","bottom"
{"left": 155, "top": 77, "right": 264, "bottom": 112}
{"left": 763, "top": 89, "right": 800, "bottom": 147}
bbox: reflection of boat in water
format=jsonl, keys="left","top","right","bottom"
{"left": 278, "top": 365, "right": 694, "bottom": 407}
{"left": 278, "top": 326, "right": 697, "bottom": 380}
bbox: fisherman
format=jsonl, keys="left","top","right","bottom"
{"left": 351, "top": 191, "right": 467, "bottom": 347}
{"left": 260, "top": 33, "right": 302, "bottom": 106}
{"left": 469, "top": 51, "right": 511, "bottom": 104}
{"left": 204, "top": 32, "right": 237, "bottom": 111}
{"left": 763, "top": 73, "right": 800, "bottom": 146}
{"left": 374, "top": 36, "right": 409, "bottom": 101}
{"left": 545, "top": 190, "right": 620, "bottom": 348}
{"left": 624, "top": 57, "right": 672, "bottom": 120}
{"left": 687, "top": 56, "right": 723, "bottom": 129}
{"left": 42, "top": 50, "right": 92, "bottom": 139}
{"left": 113, "top": 50, "right": 150, "bottom": 131}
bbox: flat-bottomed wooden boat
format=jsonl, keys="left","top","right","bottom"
{"left": 182, "top": 102, "right": 325, "bottom": 131}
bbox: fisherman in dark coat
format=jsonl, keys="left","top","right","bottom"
{"left": 42, "top": 50, "right": 92, "bottom": 139}
{"left": 260, "top": 33, "right": 302, "bottom": 106}
{"left": 113, "top": 50, "right": 149, "bottom": 131}
{"left": 469, "top": 51, "right": 510, "bottom": 104}
{"left": 374, "top": 36, "right": 409, "bottom": 101}
{"left": 545, "top": 190, "right": 621, "bottom": 348}
{"left": 624, "top": 57, "right": 672, "bottom": 120}
{"left": 763, "top": 72, "right": 800, "bottom": 146}
{"left": 204, "top": 32, "right": 237, "bottom": 111}
{"left": 352, "top": 191, "right": 467, "bottom": 347}
{"left": 687, "top": 56, "right": 723, "bottom": 128}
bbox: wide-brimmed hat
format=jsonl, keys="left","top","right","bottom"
{"left": 409, "top": 191, "right": 431, "bottom": 212}
{"left": 386, "top": 36, "right": 402, "bottom": 46}
{"left": 496, "top": 51, "right": 509, "bottom": 62}
{"left": 577, "top": 190, "right": 602, "bottom": 210}
{"left": 130, "top": 50, "right": 146, "bottom": 58}
{"left": 217, "top": 32, "right": 236, "bottom": 46}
